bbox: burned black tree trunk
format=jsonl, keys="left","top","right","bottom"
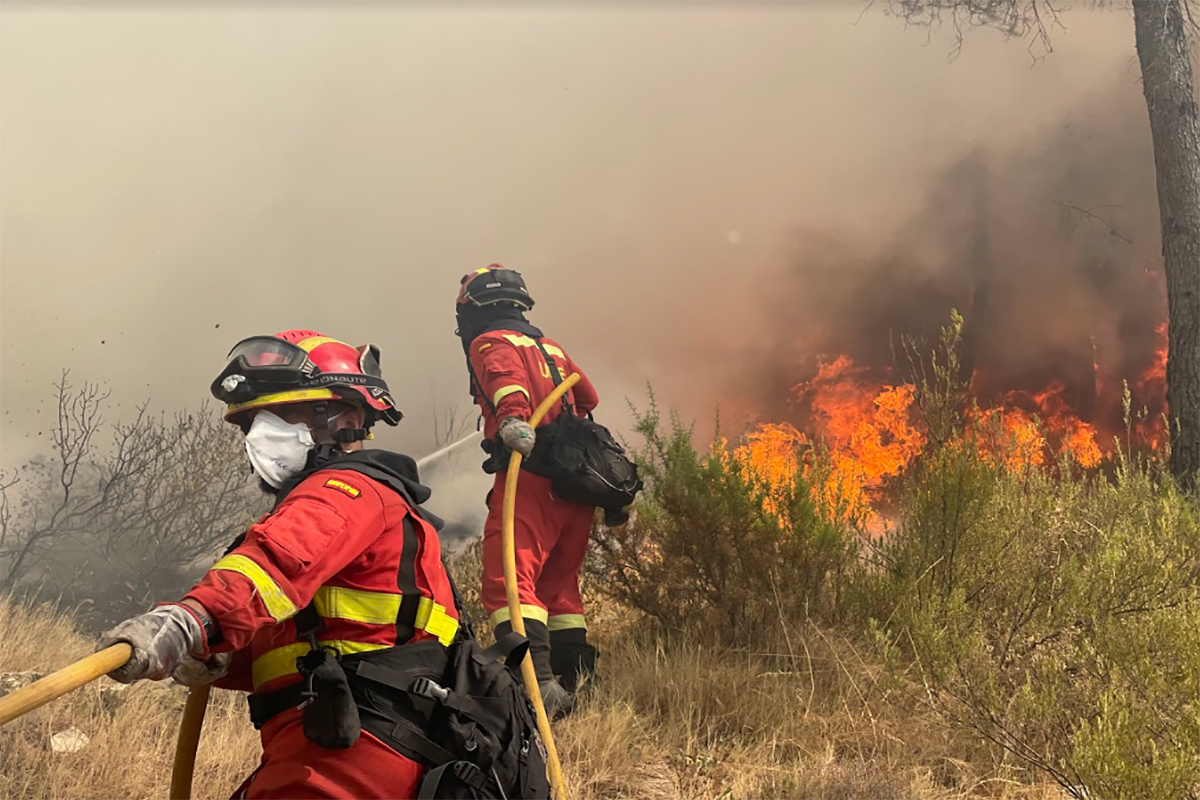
{"left": 1133, "top": 0, "right": 1200, "bottom": 485}
{"left": 958, "top": 157, "right": 993, "bottom": 391}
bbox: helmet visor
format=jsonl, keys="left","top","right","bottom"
{"left": 224, "top": 336, "right": 310, "bottom": 380}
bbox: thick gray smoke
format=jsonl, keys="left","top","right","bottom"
{"left": 725, "top": 82, "right": 1169, "bottom": 443}
{"left": 0, "top": 3, "right": 1160, "bottom": 530}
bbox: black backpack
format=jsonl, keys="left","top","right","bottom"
{"left": 340, "top": 633, "right": 551, "bottom": 800}
{"left": 523, "top": 409, "right": 642, "bottom": 520}
{"left": 527, "top": 340, "right": 642, "bottom": 522}
{"left": 418, "top": 633, "right": 551, "bottom": 799}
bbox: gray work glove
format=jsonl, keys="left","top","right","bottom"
{"left": 98, "top": 604, "right": 204, "bottom": 684}
{"left": 172, "top": 653, "right": 232, "bottom": 688}
{"left": 498, "top": 416, "right": 537, "bottom": 457}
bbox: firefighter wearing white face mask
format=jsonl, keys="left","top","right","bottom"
{"left": 96, "top": 330, "right": 474, "bottom": 800}
{"left": 244, "top": 410, "right": 318, "bottom": 488}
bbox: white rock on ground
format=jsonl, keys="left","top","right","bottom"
{"left": 50, "top": 727, "right": 90, "bottom": 753}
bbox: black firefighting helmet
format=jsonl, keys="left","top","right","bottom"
{"left": 456, "top": 265, "right": 534, "bottom": 312}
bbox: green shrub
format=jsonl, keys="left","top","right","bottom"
{"left": 874, "top": 417, "right": 1200, "bottom": 798}
{"left": 589, "top": 311, "right": 1200, "bottom": 798}
{"left": 589, "top": 393, "right": 859, "bottom": 643}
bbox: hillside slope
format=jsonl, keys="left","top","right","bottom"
{"left": 0, "top": 597, "right": 1058, "bottom": 800}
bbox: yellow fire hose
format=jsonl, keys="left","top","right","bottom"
{"left": 504, "top": 372, "right": 578, "bottom": 800}
{"left": 1, "top": 377, "right": 579, "bottom": 799}
{"left": 0, "top": 642, "right": 209, "bottom": 799}
{"left": 0, "top": 643, "right": 132, "bottom": 725}
{"left": 169, "top": 685, "right": 211, "bottom": 799}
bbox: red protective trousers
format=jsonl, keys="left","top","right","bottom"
{"left": 232, "top": 709, "right": 424, "bottom": 800}
{"left": 481, "top": 471, "right": 594, "bottom": 630}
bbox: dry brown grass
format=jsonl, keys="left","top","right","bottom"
{"left": 558, "top": 615, "right": 1064, "bottom": 800}
{"left": 1, "top": 596, "right": 1064, "bottom": 799}
{"left": 0, "top": 597, "right": 258, "bottom": 800}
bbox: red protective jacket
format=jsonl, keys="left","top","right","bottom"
{"left": 183, "top": 459, "right": 459, "bottom": 799}
{"left": 186, "top": 465, "right": 458, "bottom": 694}
{"left": 467, "top": 330, "right": 599, "bottom": 436}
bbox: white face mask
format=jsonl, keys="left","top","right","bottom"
{"left": 244, "top": 410, "right": 316, "bottom": 489}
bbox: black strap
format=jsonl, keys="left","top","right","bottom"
{"left": 395, "top": 517, "right": 421, "bottom": 644}
{"left": 442, "top": 554, "right": 476, "bottom": 644}
{"left": 532, "top": 338, "right": 573, "bottom": 415}
{"left": 294, "top": 603, "right": 322, "bottom": 642}
{"left": 281, "top": 515, "right": 422, "bottom": 656}
{"left": 370, "top": 712, "right": 458, "bottom": 766}
{"left": 476, "top": 631, "right": 529, "bottom": 670}
{"left": 418, "top": 761, "right": 487, "bottom": 800}
{"left": 247, "top": 679, "right": 460, "bottom": 768}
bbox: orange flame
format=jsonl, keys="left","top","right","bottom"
{"left": 1141, "top": 323, "right": 1168, "bottom": 387}
{"left": 732, "top": 423, "right": 804, "bottom": 515}
{"left": 735, "top": 315, "right": 1168, "bottom": 525}
{"left": 788, "top": 358, "right": 926, "bottom": 523}
{"left": 1029, "top": 382, "right": 1103, "bottom": 467}
{"left": 1134, "top": 322, "right": 1169, "bottom": 450}
{"left": 972, "top": 407, "right": 1046, "bottom": 469}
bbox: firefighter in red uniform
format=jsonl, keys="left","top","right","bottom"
{"left": 455, "top": 266, "right": 600, "bottom": 716}
{"left": 97, "top": 330, "right": 462, "bottom": 799}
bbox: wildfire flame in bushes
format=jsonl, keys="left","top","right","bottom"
{"left": 733, "top": 324, "right": 1168, "bottom": 526}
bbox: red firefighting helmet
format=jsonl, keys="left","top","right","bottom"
{"left": 210, "top": 329, "right": 402, "bottom": 428}
{"left": 456, "top": 265, "right": 534, "bottom": 311}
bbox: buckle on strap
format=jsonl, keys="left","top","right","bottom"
{"left": 452, "top": 761, "right": 487, "bottom": 791}
{"left": 411, "top": 677, "right": 450, "bottom": 703}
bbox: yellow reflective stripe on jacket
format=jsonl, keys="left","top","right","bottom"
{"left": 547, "top": 614, "right": 587, "bottom": 631}
{"left": 492, "top": 384, "right": 530, "bottom": 406}
{"left": 311, "top": 587, "right": 458, "bottom": 644}
{"left": 415, "top": 597, "right": 458, "bottom": 646}
{"left": 500, "top": 334, "right": 565, "bottom": 359}
{"left": 210, "top": 555, "right": 297, "bottom": 623}
{"left": 247, "top": 584, "right": 460, "bottom": 687}
{"left": 313, "top": 586, "right": 401, "bottom": 625}
{"left": 251, "top": 641, "right": 389, "bottom": 689}
{"left": 488, "top": 604, "right": 549, "bottom": 628}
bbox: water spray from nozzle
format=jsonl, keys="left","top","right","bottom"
{"left": 416, "top": 430, "right": 483, "bottom": 470}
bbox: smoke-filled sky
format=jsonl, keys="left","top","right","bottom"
{"left": 0, "top": 0, "right": 1160, "bottom": 495}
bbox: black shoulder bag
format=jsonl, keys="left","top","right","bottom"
{"left": 520, "top": 340, "right": 643, "bottom": 526}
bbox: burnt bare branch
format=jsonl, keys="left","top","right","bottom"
{"left": 885, "top": 0, "right": 1067, "bottom": 61}
{"left": 1057, "top": 201, "right": 1134, "bottom": 244}
{"left": 1, "top": 379, "right": 265, "bottom": 628}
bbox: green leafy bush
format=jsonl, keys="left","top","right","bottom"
{"left": 876, "top": 440, "right": 1200, "bottom": 797}
{"left": 863, "top": 315, "right": 1200, "bottom": 799}
{"left": 589, "top": 393, "right": 859, "bottom": 643}
{"left": 592, "top": 310, "right": 1200, "bottom": 797}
